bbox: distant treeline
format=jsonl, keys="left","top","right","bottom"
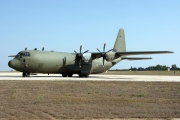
{"left": 113, "top": 64, "right": 180, "bottom": 71}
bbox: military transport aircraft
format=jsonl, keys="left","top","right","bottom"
{"left": 8, "top": 28, "right": 173, "bottom": 77}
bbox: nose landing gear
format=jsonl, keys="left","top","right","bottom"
{"left": 22, "top": 72, "right": 30, "bottom": 77}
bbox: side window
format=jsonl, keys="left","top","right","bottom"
{"left": 28, "top": 52, "right": 30, "bottom": 57}
{"left": 24, "top": 52, "right": 27, "bottom": 56}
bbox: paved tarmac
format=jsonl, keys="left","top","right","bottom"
{"left": 0, "top": 72, "right": 180, "bottom": 82}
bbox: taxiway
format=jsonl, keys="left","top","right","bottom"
{"left": 0, "top": 72, "right": 180, "bottom": 82}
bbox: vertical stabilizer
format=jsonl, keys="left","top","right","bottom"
{"left": 113, "top": 28, "right": 126, "bottom": 52}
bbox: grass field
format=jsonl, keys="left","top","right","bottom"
{"left": 0, "top": 80, "right": 179, "bottom": 119}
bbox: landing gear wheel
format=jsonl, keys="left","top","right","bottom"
{"left": 62, "top": 74, "right": 68, "bottom": 77}
{"left": 68, "top": 74, "right": 73, "bottom": 77}
{"left": 22, "top": 72, "right": 26, "bottom": 77}
{"left": 78, "top": 74, "right": 89, "bottom": 77}
{"left": 22, "top": 72, "right": 30, "bottom": 77}
{"left": 78, "top": 74, "right": 83, "bottom": 77}
{"left": 26, "top": 73, "right": 30, "bottom": 77}
{"left": 84, "top": 75, "right": 89, "bottom": 77}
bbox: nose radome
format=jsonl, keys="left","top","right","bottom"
{"left": 8, "top": 60, "right": 13, "bottom": 68}
{"left": 8, "top": 59, "right": 20, "bottom": 69}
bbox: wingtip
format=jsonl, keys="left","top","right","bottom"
{"left": 169, "top": 51, "right": 174, "bottom": 53}
{"left": 165, "top": 51, "right": 174, "bottom": 53}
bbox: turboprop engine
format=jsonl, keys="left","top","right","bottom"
{"left": 82, "top": 53, "right": 92, "bottom": 64}
{"left": 105, "top": 52, "right": 117, "bottom": 62}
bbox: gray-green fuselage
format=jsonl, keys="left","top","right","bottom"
{"left": 8, "top": 50, "right": 120, "bottom": 75}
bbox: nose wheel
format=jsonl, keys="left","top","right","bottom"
{"left": 22, "top": 72, "right": 30, "bottom": 77}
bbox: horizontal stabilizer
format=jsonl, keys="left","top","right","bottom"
{"left": 122, "top": 57, "right": 152, "bottom": 60}
{"left": 116, "top": 51, "right": 173, "bottom": 56}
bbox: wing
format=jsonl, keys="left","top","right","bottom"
{"left": 91, "top": 52, "right": 102, "bottom": 60}
{"left": 115, "top": 51, "right": 173, "bottom": 57}
{"left": 121, "top": 57, "right": 152, "bottom": 60}
{"left": 91, "top": 51, "right": 173, "bottom": 60}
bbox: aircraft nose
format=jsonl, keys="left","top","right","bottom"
{"left": 8, "top": 59, "right": 20, "bottom": 69}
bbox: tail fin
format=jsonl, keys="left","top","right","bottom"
{"left": 113, "top": 28, "right": 126, "bottom": 52}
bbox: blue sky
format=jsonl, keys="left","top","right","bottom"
{"left": 0, "top": 0, "right": 180, "bottom": 71}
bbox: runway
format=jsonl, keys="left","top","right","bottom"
{"left": 0, "top": 72, "right": 180, "bottom": 82}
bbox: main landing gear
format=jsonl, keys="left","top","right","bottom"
{"left": 78, "top": 74, "right": 89, "bottom": 77}
{"left": 62, "top": 73, "right": 73, "bottom": 77}
{"left": 22, "top": 72, "right": 30, "bottom": 77}
{"left": 62, "top": 73, "right": 89, "bottom": 77}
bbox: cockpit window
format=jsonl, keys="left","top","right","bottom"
{"left": 15, "top": 52, "right": 30, "bottom": 58}
{"left": 15, "top": 52, "right": 21, "bottom": 57}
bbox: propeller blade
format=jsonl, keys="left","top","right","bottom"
{"left": 83, "top": 50, "right": 89, "bottom": 54}
{"left": 103, "top": 43, "right": 106, "bottom": 52}
{"left": 103, "top": 58, "right": 105, "bottom": 67}
{"left": 79, "top": 59, "right": 82, "bottom": 67}
{"left": 80, "top": 45, "right": 82, "bottom": 54}
{"left": 74, "top": 50, "right": 77, "bottom": 54}
{"left": 106, "top": 49, "right": 113, "bottom": 53}
{"left": 97, "top": 48, "right": 101, "bottom": 53}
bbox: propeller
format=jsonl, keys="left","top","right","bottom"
{"left": 74, "top": 45, "right": 89, "bottom": 67}
{"left": 97, "top": 43, "right": 113, "bottom": 67}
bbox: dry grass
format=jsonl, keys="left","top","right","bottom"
{"left": 103, "top": 71, "right": 180, "bottom": 76}
{"left": 0, "top": 80, "right": 179, "bottom": 119}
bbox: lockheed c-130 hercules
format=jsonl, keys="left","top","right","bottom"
{"left": 8, "top": 28, "right": 173, "bottom": 77}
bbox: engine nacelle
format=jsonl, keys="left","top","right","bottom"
{"left": 106, "top": 52, "right": 116, "bottom": 62}
{"left": 82, "top": 53, "right": 92, "bottom": 64}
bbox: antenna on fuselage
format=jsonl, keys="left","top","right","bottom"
{"left": 42, "top": 47, "right": 44, "bottom": 51}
